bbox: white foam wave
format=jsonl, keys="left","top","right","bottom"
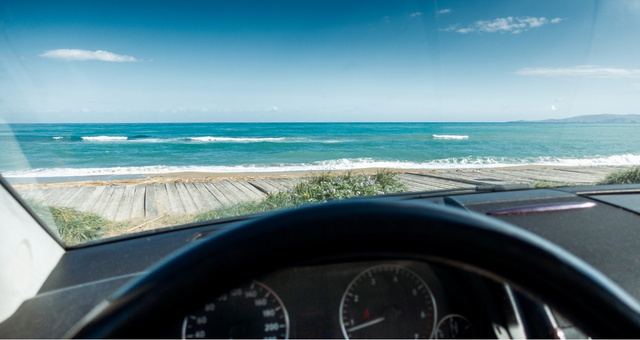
{"left": 433, "top": 134, "right": 469, "bottom": 140}
{"left": 81, "top": 136, "right": 128, "bottom": 141}
{"left": 4, "top": 154, "right": 640, "bottom": 178}
{"left": 188, "top": 136, "right": 287, "bottom": 143}
{"left": 52, "top": 136, "right": 65, "bottom": 140}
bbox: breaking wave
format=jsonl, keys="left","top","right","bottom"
{"left": 4, "top": 154, "right": 639, "bottom": 178}
{"left": 433, "top": 134, "right": 469, "bottom": 139}
{"left": 81, "top": 136, "right": 128, "bottom": 141}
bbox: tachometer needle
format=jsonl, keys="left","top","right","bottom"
{"left": 347, "top": 316, "right": 386, "bottom": 332}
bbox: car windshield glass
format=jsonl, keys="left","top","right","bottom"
{"left": 1, "top": 0, "right": 639, "bottom": 247}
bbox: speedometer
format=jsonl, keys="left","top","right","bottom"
{"left": 339, "top": 265, "right": 437, "bottom": 339}
{"left": 182, "top": 281, "right": 289, "bottom": 339}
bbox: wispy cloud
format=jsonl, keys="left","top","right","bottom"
{"left": 515, "top": 65, "right": 640, "bottom": 78}
{"left": 436, "top": 9, "right": 451, "bottom": 15}
{"left": 409, "top": 12, "right": 422, "bottom": 17}
{"left": 39, "top": 49, "right": 139, "bottom": 62}
{"left": 441, "top": 16, "right": 564, "bottom": 34}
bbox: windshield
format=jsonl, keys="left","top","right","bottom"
{"left": 1, "top": 0, "right": 639, "bottom": 247}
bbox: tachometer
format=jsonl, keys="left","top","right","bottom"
{"left": 182, "top": 281, "right": 289, "bottom": 339}
{"left": 339, "top": 265, "right": 437, "bottom": 339}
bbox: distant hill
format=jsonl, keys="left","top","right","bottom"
{"left": 513, "top": 114, "right": 640, "bottom": 123}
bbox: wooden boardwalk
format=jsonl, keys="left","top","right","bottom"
{"left": 16, "top": 167, "right": 621, "bottom": 221}
{"left": 18, "top": 178, "right": 303, "bottom": 221}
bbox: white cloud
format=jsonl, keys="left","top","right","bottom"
{"left": 456, "top": 27, "right": 475, "bottom": 34}
{"left": 515, "top": 65, "right": 640, "bottom": 78}
{"left": 437, "top": 9, "right": 451, "bottom": 15}
{"left": 39, "top": 49, "right": 139, "bottom": 62}
{"left": 441, "top": 16, "right": 564, "bottom": 34}
{"left": 409, "top": 12, "right": 422, "bottom": 17}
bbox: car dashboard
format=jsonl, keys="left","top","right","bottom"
{"left": 3, "top": 184, "right": 640, "bottom": 338}
{"left": 171, "top": 260, "right": 498, "bottom": 339}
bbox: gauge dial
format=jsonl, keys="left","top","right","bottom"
{"left": 182, "top": 281, "right": 289, "bottom": 339}
{"left": 339, "top": 265, "right": 437, "bottom": 339}
{"left": 435, "top": 314, "right": 474, "bottom": 339}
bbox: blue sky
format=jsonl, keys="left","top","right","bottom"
{"left": 1, "top": 0, "right": 639, "bottom": 123}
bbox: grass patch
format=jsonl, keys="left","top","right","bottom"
{"left": 194, "top": 170, "right": 407, "bottom": 222}
{"left": 21, "top": 170, "right": 407, "bottom": 244}
{"left": 532, "top": 181, "right": 580, "bottom": 188}
{"left": 597, "top": 166, "right": 640, "bottom": 185}
{"left": 26, "top": 199, "right": 119, "bottom": 246}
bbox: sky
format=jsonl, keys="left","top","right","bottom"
{"left": 1, "top": 0, "right": 639, "bottom": 123}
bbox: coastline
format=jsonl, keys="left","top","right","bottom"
{"left": 9, "top": 164, "right": 626, "bottom": 190}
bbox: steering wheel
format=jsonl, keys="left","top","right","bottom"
{"left": 67, "top": 200, "right": 640, "bottom": 338}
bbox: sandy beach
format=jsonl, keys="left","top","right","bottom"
{"left": 10, "top": 165, "right": 627, "bottom": 238}
{"left": 9, "top": 164, "right": 606, "bottom": 190}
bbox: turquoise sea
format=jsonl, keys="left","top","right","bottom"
{"left": 1, "top": 123, "right": 640, "bottom": 179}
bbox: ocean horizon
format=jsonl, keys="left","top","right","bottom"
{"left": 2, "top": 122, "right": 639, "bottom": 179}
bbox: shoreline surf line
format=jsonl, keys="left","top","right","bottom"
{"left": 8, "top": 165, "right": 629, "bottom": 190}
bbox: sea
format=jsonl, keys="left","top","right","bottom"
{"left": 2, "top": 123, "right": 639, "bottom": 181}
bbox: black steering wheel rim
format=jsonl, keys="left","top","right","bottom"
{"left": 67, "top": 199, "right": 640, "bottom": 338}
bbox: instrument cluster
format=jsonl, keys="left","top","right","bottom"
{"left": 179, "top": 260, "right": 492, "bottom": 339}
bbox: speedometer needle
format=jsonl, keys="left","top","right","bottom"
{"left": 347, "top": 316, "right": 386, "bottom": 332}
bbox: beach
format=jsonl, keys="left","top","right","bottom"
{"left": 13, "top": 166, "right": 623, "bottom": 232}
{"left": 4, "top": 122, "right": 638, "bottom": 237}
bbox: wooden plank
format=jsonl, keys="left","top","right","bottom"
{"left": 58, "top": 187, "right": 85, "bottom": 207}
{"left": 41, "top": 188, "right": 63, "bottom": 206}
{"left": 400, "top": 174, "right": 452, "bottom": 187}
{"left": 145, "top": 184, "right": 159, "bottom": 218}
{"left": 482, "top": 171, "right": 537, "bottom": 183}
{"left": 18, "top": 189, "right": 46, "bottom": 202}
{"left": 184, "top": 183, "right": 213, "bottom": 211}
{"left": 399, "top": 175, "right": 449, "bottom": 191}
{"left": 212, "top": 181, "right": 243, "bottom": 205}
{"left": 218, "top": 180, "right": 254, "bottom": 202}
{"left": 247, "top": 179, "right": 278, "bottom": 194}
{"left": 276, "top": 178, "right": 299, "bottom": 189}
{"left": 417, "top": 173, "right": 486, "bottom": 186}
{"left": 263, "top": 179, "right": 290, "bottom": 192}
{"left": 154, "top": 183, "right": 171, "bottom": 215}
{"left": 40, "top": 188, "right": 61, "bottom": 206}
{"left": 78, "top": 186, "right": 106, "bottom": 213}
{"left": 175, "top": 183, "right": 199, "bottom": 214}
{"left": 202, "top": 182, "right": 233, "bottom": 206}
{"left": 115, "top": 185, "right": 136, "bottom": 221}
{"left": 131, "top": 185, "right": 146, "bottom": 219}
{"left": 104, "top": 186, "right": 126, "bottom": 220}
{"left": 234, "top": 180, "right": 266, "bottom": 200}
{"left": 90, "top": 186, "right": 115, "bottom": 215}
{"left": 165, "top": 183, "right": 186, "bottom": 214}
{"left": 401, "top": 174, "right": 471, "bottom": 189}
{"left": 513, "top": 169, "right": 588, "bottom": 183}
{"left": 49, "top": 188, "right": 77, "bottom": 207}
{"left": 193, "top": 183, "right": 223, "bottom": 210}
{"left": 248, "top": 179, "right": 271, "bottom": 194}
{"left": 67, "top": 186, "right": 95, "bottom": 210}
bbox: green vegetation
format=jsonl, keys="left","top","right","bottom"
{"left": 49, "top": 207, "right": 112, "bottom": 245}
{"left": 27, "top": 199, "right": 117, "bottom": 246}
{"left": 597, "top": 166, "right": 640, "bottom": 185}
{"left": 194, "top": 170, "right": 407, "bottom": 222}
{"left": 531, "top": 181, "right": 578, "bottom": 188}
{"left": 25, "top": 171, "right": 407, "bottom": 244}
